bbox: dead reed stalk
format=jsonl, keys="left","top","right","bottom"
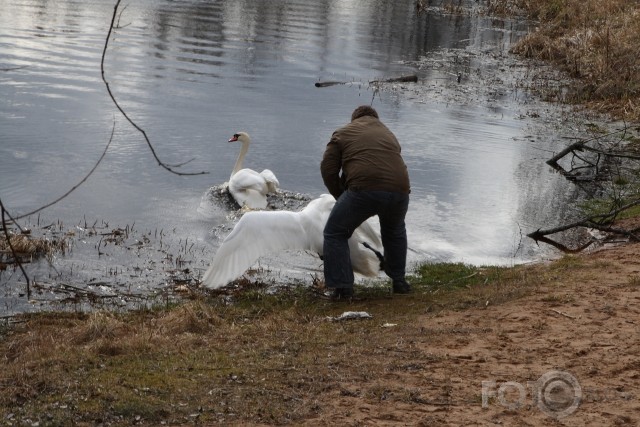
{"left": 501, "top": 0, "right": 640, "bottom": 121}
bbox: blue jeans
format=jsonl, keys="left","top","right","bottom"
{"left": 323, "top": 190, "right": 409, "bottom": 288}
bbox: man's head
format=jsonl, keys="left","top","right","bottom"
{"left": 351, "top": 105, "right": 379, "bottom": 121}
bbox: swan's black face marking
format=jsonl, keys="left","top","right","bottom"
{"left": 229, "top": 133, "right": 240, "bottom": 142}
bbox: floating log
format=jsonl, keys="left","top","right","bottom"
{"left": 314, "top": 74, "right": 418, "bottom": 88}
{"left": 314, "top": 81, "right": 349, "bottom": 88}
{"left": 370, "top": 74, "right": 418, "bottom": 84}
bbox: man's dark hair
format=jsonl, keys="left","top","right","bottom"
{"left": 351, "top": 105, "right": 379, "bottom": 121}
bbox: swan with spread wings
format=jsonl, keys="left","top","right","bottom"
{"left": 202, "top": 194, "right": 384, "bottom": 289}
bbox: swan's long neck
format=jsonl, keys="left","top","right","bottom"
{"left": 230, "top": 140, "right": 250, "bottom": 179}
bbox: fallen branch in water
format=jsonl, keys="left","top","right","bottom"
{"left": 527, "top": 198, "right": 640, "bottom": 252}
{"left": 546, "top": 125, "right": 640, "bottom": 181}
{"left": 315, "top": 74, "right": 418, "bottom": 88}
{"left": 314, "top": 81, "right": 351, "bottom": 88}
{"left": 0, "top": 123, "right": 115, "bottom": 294}
{"left": 530, "top": 124, "right": 640, "bottom": 252}
{"left": 369, "top": 74, "right": 418, "bottom": 84}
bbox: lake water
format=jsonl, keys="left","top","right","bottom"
{"left": 0, "top": 0, "right": 579, "bottom": 313}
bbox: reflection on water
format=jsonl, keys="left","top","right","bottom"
{"left": 0, "top": 0, "right": 578, "bottom": 313}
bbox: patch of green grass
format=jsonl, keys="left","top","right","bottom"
{"left": 616, "top": 204, "right": 640, "bottom": 220}
{"left": 578, "top": 195, "right": 638, "bottom": 219}
{"left": 549, "top": 255, "right": 584, "bottom": 271}
{"left": 232, "top": 281, "right": 321, "bottom": 315}
{"left": 585, "top": 122, "right": 608, "bottom": 134}
{"left": 0, "top": 319, "right": 10, "bottom": 340}
{"left": 413, "top": 262, "right": 509, "bottom": 290}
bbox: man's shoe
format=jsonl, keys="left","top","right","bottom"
{"left": 392, "top": 280, "right": 411, "bottom": 294}
{"left": 330, "top": 287, "right": 354, "bottom": 300}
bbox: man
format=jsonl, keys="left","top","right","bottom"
{"left": 320, "top": 105, "right": 411, "bottom": 299}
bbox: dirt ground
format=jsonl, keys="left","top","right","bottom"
{"left": 299, "top": 241, "right": 640, "bottom": 426}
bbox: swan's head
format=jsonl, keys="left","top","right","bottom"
{"left": 229, "top": 132, "right": 251, "bottom": 144}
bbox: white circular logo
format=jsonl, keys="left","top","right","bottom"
{"left": 536, "top": 370, "right": 582, "bottom": 419}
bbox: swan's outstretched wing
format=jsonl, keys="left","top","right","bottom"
{"left": 350, "top": 220, "right": 384, "bottom": 277}
{"left": 352, "top": 217, "right": 383, "bottom": 249}
{"left": 202, "top": 210, "right": 310, "bottom": 289}
{"left": 203, "top": 193, "right": 384, "bottom": 288}
{"left": 298, "top": 194, "right": 334, "bottom": 253}
{"left": 303, "top": 194, "right": 383, "bottom": 277}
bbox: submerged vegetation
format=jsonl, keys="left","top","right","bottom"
{"left": 490, "top": 0, "right": 640, "bottom": 121}
{"left": 0, "top": 228, "right": 69, "bottom": 267}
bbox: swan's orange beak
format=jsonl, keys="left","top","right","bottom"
{"left": 228, "top": 135, "right": 239, "bottom": 142}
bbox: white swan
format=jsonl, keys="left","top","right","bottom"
{"left": 227, "top": 132, "right": 279, "bottom": 210}
{"left": 202, "top": 194, "right": 383, "bottom": 289}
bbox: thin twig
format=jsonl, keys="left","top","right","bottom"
{"left": 549, "top": 309, "right": 577, "bottom": 319}
{"left": 445, "top": 272, "right": 478, "bottom": 286}
{"left": 101, "top": 0, "right": 207, "bottom": 176}
{"left": 0, "top": 199, "right": 31, "bottom": 299}
{"left": 15, "top": 121, "right": 117, "bottom": 220}
{"left": 0, "top": 65, "right": 28, "bottom": 72}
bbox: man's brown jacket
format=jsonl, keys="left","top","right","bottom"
{"left": 321, "top": 115, "right": 410, "bottom": 199}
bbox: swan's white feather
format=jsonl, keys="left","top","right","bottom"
{"left": 227, "top": 132, "right": 279, "bottom": 209}
{"left": 202, "top": 194, "right": 383, "bottom": 289}
{"left": 259, "top": 169, "right": 279, "bottom": 193}
{"left": 202, "top": 210, "right": 308, "bottom": 288}
{"left": 350, "top": 220, "right": 384, "bottom": 276}
{"left": 229, "top": 169, "right": 271, "bottom": 209}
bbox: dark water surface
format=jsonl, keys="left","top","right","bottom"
{"left": 0, "top": 0, "right": 577, "bottom": 313}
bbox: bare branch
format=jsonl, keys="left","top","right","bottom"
{"left": 529, "top": 125, "right": 640, "bottom": 251}
{"left": 528, "top": 198, "right": 640, "bottom": 251}
{"left": 546, "top": 124, "right": 640, "bottom": 182}
{"left": 369, "top": 74, "right": 418, "bottom": 84}
{"left": 102, "top": 0, "right": 208, "bottom": 176}
{"left": 529, "top": 234, "right": 595, "bottom": 254}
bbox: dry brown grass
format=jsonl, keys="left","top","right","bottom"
{"left": 2, "top": 249, "right": 639, "bottom": 425}
{"left": 493, "top": 0, "right": 640, "bottom": 121}
{"left": 0, "top": 262, "right": 545, "bottom": 425}
{"left": 0, "top": 230, "right": 68, "bottom": 264}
